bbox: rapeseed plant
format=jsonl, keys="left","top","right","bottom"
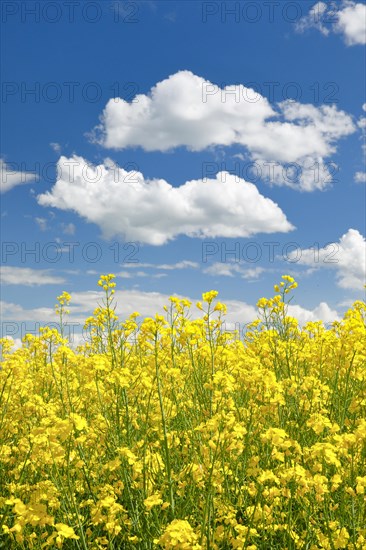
{"left": 0, "top": 275, "right": 365, "bottom": 549}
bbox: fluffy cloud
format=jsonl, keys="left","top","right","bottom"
{"left": 289, "top": 229, "right": 366, "bottom": 290}
{"left": 297, "top": 1, "right": 366, "bottom": 46}
{"left": 354, "top": 171, "right": 366, "bottom": 183}
{"left": 358, "top": 117, "right": 366, "bottom": 130}
{"left": 0, "top": 159, "right": 36, "bottom": 193}
{"left": 0, "top": 288, "right": 341, "bottom": 344}
{"left": 335, "top": 1, "right": 366, "bottom": 45}
{"left": 0, "top": 290, "right": 187, "bottom": 326}
{"left": 92, "top": 71, "right": 355, "bottom": 191}
{"left": 3, "top": 336, "right": 23, "bottom": 351}
{"left": 0, "top": 300, "right": 69, "bottom": 325}
{"left": 248, "top": 157, "right": 337, "bottom": 192}
{"left": 0, "top": 267, "right": 66, "bottom": 286}
{"left": 287, "top": 302, "right": 340, "bottom": 326}
{"left": 37, "top": 155, "right": 294, "bottom": 245}
{"left": 296, "top": 1, "right": 330, "bottom": 36}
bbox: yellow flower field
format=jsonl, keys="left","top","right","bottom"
{"left": 0, "top": 275, "right": 365, "bottom": 549}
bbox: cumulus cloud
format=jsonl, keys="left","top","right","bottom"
{"left": 335, "top": 1, "right": 366, "bottom": 45}
{"left": 0, "top": 290, "right": 184, "bottom": 326}
{"left": 249, "top": 157, "right": 337, "bottom": 192}
{"left": 0, "top": 300, "right": 66, "bottom": 325}
{"left": 2, "top": 336, "right": 23, "bottom": 352}
{"left": 0, "top": 288, "right": 341, "bottom": 344}
{"left": 0, "top": 159, "right": 37, "bottom": 193}
{"left": 287, "top": 302, "right": 340, "bottom": 326}
{"left": 288, "top": 229, "right": 366, "bottom": 290}
{"left": 91, "top": 71, "right": 355, "bottom": 191}
{"left": 225, "top": 296, "right": 341, "bottom": 331}
{"left": 0, "top": 267, "right": 66, "bottom": 286}
{"left": 297, "top": 1, "right": 366, "bottom": 46}
{"left": 37, "top": 155, "right": 294, "bottom": 246}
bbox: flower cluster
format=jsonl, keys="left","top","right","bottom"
{"left": 0, "top": 276, "right": 365, "bottom": 549}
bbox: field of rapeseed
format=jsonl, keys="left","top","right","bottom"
{"left": 0, "top": 275, "right": 365, "bottom": 550}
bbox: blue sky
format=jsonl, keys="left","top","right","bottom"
{"left": 1, "top": 0, "right": 365, "bottom": 345}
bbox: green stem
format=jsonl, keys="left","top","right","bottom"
{"left": 154, "top": 333, "right": 175, "bottom": 517}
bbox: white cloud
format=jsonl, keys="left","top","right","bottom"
{"left": 358, "top": 117, "right": 366, "bottom": 130}
{"left": 37, "top": 155, "right": 294, "bottom": 246}
{"left": 93, "top": 71, "right": 274, "bottom": 152}
{"left": 35, "top": 217, "right": 48, "bottom": 231}
{"left": 203, "top": 263, "right": 241, "bottom": 277}
{"left": 297, "top": 1, "right": 366, "bottom": 46}
{"left": 225, "top": 299, "right": 341, "bottom": 332}
{"left": 241, "top": 267, "right": 266, "bottom": 280}
{"left": 233, "top": 153, "right": 246, "bottom": 161}
{"left": 335, "top": 1, "right": 366, "bottom": 45}
{"left": 61, "top": 222, "right": 76, "bottom": 235}
{"left": 117, "top": 271, "right": 133, "bottom": 278}
{"left": 337, "top": 298, "right": 356, "bottom": 307}
{"left": 0, "top": 159, "right": 37, "bottom": 193}
{"left": 0, "top": 267, "right": 66, "bottom": 286}
{"left": 92, "top": 71, "right": 355, "bottom": 191}
{"left": 121, "top": 261, "right": 199, "bottom": 270}
{"left": 354, "top": 171, "right": 366, "bottom": 183}
{"left": 0, "top": 290, "right": 180, "bottom": 326}
{"left": 50, "top": 142, "right": 62, "bottom": 153}
{"left": 0, "top": 288, "right": 341, "bottom": 343}
{"left": 250, "top": 157, "right": 336, "bottom": 192}
{"left": 288, "top": 229, "right": 366, "bottom": 290}
{"left": 156, "top": 260, "right": 199, "bottom": 270}
{"left": 356, "top": 109, "right": 366, "bottom": 163}
{"left": 117, "top": 270, "right": 166, "bottom": 279}
{"left": 203, "top": 263, "right": 265, "bottom": 280}
{"left": 0, "top": 300, "right": 65, "bottom": 324}
{"left": 1, "top": 336, "right": 23, "bottom": 351}
{"left": 287, "top": 302, "right": 340, "bottom": 326}
{"left": 119, "top": 263, "right": 155, "bottom": 270}
{"left": 296, "top": 1, "right": 330, "bottom": 35}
